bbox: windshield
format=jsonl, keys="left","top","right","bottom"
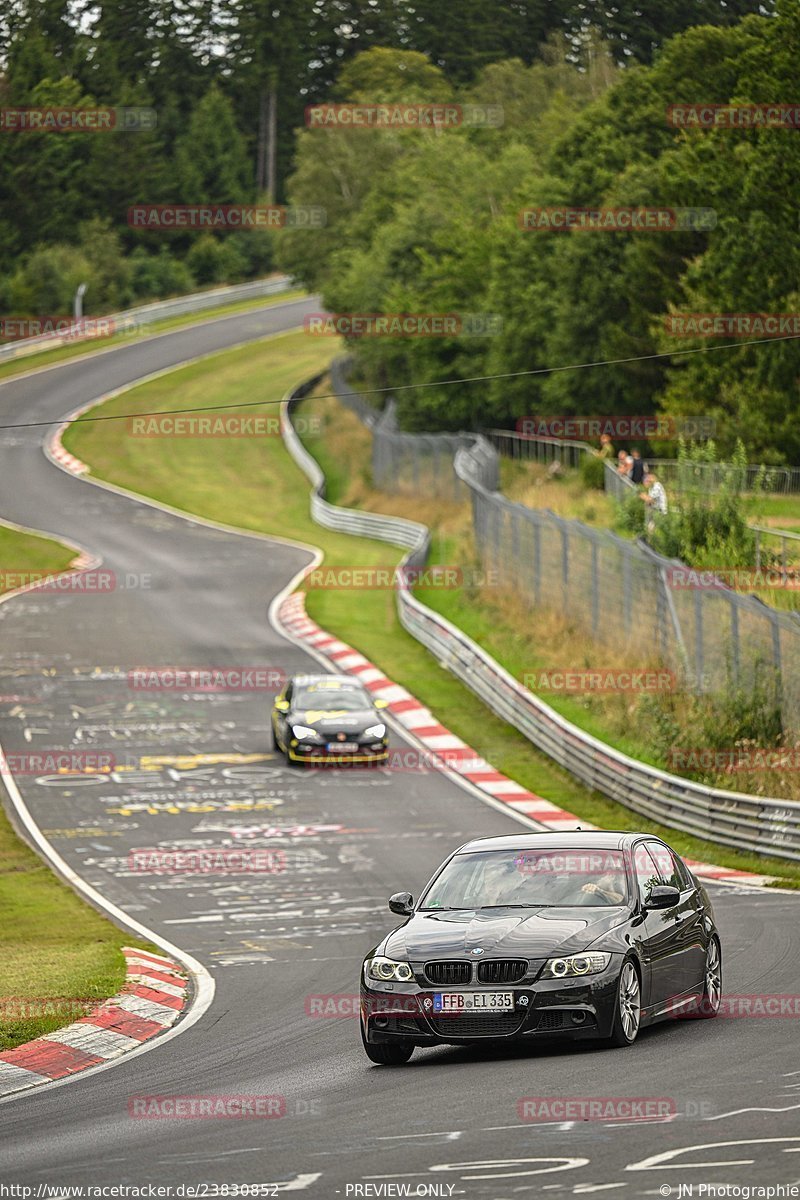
{"left": 294, "top": 687, "right": 370, "bottom": 712}
{"left": 419, "top": 848, "right": 629, "bottom": 909}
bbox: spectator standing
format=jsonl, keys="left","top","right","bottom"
{"left": 630, "top": 449, "right": 646, "bottom": 485}
{"left": 642, "top": 470, "right": 667, "bottom": 533}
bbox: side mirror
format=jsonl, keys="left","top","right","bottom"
{"left": 374, "top": 699, "right": 389, "bottom": 709}
{"left": 388, "top": 891, "right": 414, "bottom": 916}
{"left": 274, "top": 699, "right": 290, "bottom": 711}
{"left": 646, "top": 885, "right": 680, "bottom": 910}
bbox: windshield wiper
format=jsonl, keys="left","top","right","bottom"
{"left": 476, "top": 903, "right": 551, "bottom": 910}
{"left": 419, "top": 905, "right": 473, "bottom": 912}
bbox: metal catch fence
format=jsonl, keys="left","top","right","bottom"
{"left": 282, "top": 371, "right": 800, "bottom": 862}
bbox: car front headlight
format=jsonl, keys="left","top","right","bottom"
{"left": 364, "top": 723, "right": 386, "bottom": 739}
{"left": 542, "top": 952, "right": 611, "bottom": 979}
{"left": 365, "top": 956, "right": 414, "bottom": 983}
{"left": 292, "top": 724, "right": 322, "bottom": 741}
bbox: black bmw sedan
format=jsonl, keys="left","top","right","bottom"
{"left": 271, "top": 673, "right": 389, "bottom": 765}
{"left": 360, "top": 831, "right": 722, "bottom": 1064}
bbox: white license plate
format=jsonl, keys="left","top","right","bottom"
{"left": 433, "top": 991, "right": 514, "bottom": 1014}
{"left": 327, "top": 742, "right": 359, "bottom": 752}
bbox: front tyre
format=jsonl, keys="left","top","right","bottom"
{"left": 361, "top": 1024, "right": 414, "bottom": 1066}
{"left": 606, "top": 959, "right": 641, "bottom": 1047}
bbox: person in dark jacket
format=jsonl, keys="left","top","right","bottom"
{"left": 630, "top": 449, "right": 646, "bottom": 485}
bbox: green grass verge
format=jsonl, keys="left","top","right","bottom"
{"left": 63, "top": 350, "right": 800, "bottom": 888}
{"left": 0, "top": 522, "right": 153, "bottom": 1050}
{"left": 0, "top": 284, "right": 307, "bottom": 384}
{"left": 0, "top": 522, "right": 76, "bottom": 585}
{"left": 753, "top": 495, "right": 800, "bottom": 529}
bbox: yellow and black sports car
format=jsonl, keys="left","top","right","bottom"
{"left": 270, "top": 673, "right": 389, "bottom": 766}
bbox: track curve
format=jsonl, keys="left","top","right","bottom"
{"left": 0, "top": 298, "right": 798, "bottom": 1196}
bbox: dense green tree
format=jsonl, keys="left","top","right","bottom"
{"left": 223, "top": 0, "right": 319, "bottom": 198}
{"left": 8, "top": 242, "right": 93, "bottom": 313}
{"left": 579, "top": 0, "right": 773, "bottom": 64}
{"left": 174, "top": 84, "right": 250, "bottom": 202}
{"left": 0, "top": 0, "right": 791, "bottom": 371}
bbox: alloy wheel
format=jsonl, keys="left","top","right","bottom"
{"left": 618, "top": 961, "right": 641, "bottom": 1042}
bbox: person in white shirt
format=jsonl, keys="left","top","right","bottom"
{"left": 644, "top": 472, "right": 667, "bottom": 514}
{"left": 642, "top": 471, "right": 667, "bottom": 533}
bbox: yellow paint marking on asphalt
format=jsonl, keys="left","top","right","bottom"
{"left": 42, "top": 828, "right": 123, "bottom": 837}
{"left": 137, "top": 753, "right": 271, "bottom": 768}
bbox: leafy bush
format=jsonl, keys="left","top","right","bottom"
{"left": 580, "top": 452, "right": 607, "bottom": 491}
{"left": 648, "top": 439, "right": 759, "bottom": 568}
{"left": 228, "top": 230, "right": 274, "bottom": 279}
{"left": 129, "top": 250, "right": 196, "bottom": 302}
{"left": 643, "top": 660, "right": 783, "bottom": 776}
{"left": 8, "top": 244, "right": 94, "bottom": 315}
{"left": 186, "top": 235, "right": 249, "bottom": 286}
{"left": 77, "top": 219, "right": 133, "bottom": 311}
{"left": 616, "top": 490, "right": 647, "bottom": 538}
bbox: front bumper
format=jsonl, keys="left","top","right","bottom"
{"left": 288, "top": 741, "right": 388, "bottom": 765}
{"left": 361, "top": 967, "right": 620, "bottom": 1045}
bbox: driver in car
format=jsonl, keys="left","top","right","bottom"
{"left": 580, "top": 870, "right": 626, "bottom": 904}
{"left": 481, "top": 856, "right": 522, "bottom": 906}
{"left": 486, "top": 856, "right": 576, "bottom": 906}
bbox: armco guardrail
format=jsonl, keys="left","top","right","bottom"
{"left": 329, "top": 359, "right": 499, "bottom": 501}
{"left": 0, "top": 275, "right": 294, "bottom": 363}
{"left": 484, "top": 427, "right": 591, "bottom": 471}
{"left": 281, "top": 373, "right": 430, "bottom": 567}
{"left": 282, "top": 374, "right": 800, "bottom": 863}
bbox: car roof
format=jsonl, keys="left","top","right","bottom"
{"left": 290, "top": 674, "right": 365, "bottom": 688}
{"left": 455, "top": 831, "right": 650, "bottom": 854}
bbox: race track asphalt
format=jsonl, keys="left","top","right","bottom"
{"left": 0, "top": 297, "right": 798, "bottom": 1197}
